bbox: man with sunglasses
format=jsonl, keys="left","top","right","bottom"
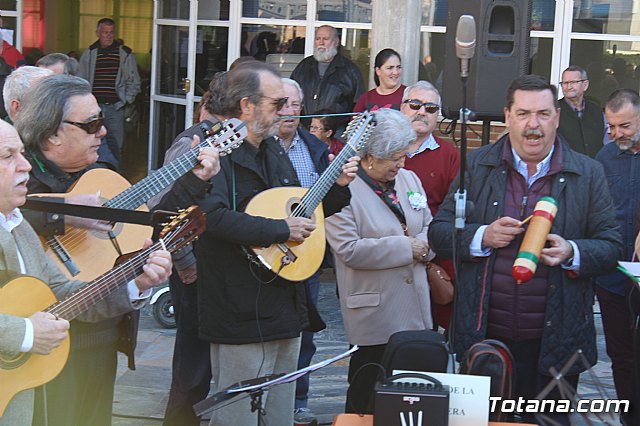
{"left": 557, "top": 65, "right": 607, "bottom": 159}
{"left": 401, "top": 81, "right": 460, "bottom": 331}
{"left": 11, "top": 74, "right": 178, "bottom": 426}
{"left": 155, "top": 62, "right": 358, "bottom": 426}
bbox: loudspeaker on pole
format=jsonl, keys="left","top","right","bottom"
{"left": 441, "top": 0, "right": 532, "bottom": 121}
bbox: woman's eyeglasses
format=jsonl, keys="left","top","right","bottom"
{"left": 403, "top": 99, "right": 439, "bottom": 114}
{"left": 64, "top": 112, "right": 105, "bottom": 134}
{"left": 309, "top": 125, "right": 327, "bottom": 132}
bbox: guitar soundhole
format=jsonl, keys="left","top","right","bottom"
{"left": 286, "top": 199, "right": 316, "bottom": 223}
{"left": 90, "top": 222, "right": 124, "bottom": 240}
{"left": 0, "top": 352, "right": 30, "bottom": 370}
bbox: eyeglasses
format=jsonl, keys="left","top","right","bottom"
{"left": 63, "top": 112, "right": 105, "bottom": 134}
{"left": 560, "top": 79, "right": 586, "bottom": 86}
{"left": 309, "top": 125, "right": 327, "bottom": 132}
{"left": 262, "top": 96, "right": 289, "bottom": 110}
{"left": 403, "top": 99, "right": 439, "bottom": 113}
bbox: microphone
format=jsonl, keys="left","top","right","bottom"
{"left": 455, "top": 15, "right": 476, "bottom": 78}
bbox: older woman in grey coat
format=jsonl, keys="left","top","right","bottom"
{"left": 325, "top": 108, "right": 435, "bottom": 414}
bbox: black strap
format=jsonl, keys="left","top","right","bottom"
{"left": 24, "top": 197, "right": 156, "bottom": 226}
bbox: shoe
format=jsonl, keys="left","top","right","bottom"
{"left": 294, "top": 407, "right": 318, "bottom": 426}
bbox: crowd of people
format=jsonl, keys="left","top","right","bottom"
{"left": 0, "top": 19, "right": 639, "bottom": 426}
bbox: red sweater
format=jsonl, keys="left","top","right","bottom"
{"left": 1, "top": 41, "right": 25, "bottom": 68}
{"left": 353, "top": 85, "right": 406, "bottom": 112}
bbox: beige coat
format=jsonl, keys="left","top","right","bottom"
{"left": 326, "top": 169, "right": 434, "bottom": 346}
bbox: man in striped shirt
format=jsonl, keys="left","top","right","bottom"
{"left": 78, "top": 18, "right": 140, "bottom": 170}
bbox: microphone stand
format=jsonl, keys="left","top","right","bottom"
{"left": 449, "top": 74, "right": 473, "bottom": 371}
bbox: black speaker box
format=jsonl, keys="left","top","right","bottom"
{"left": 441, "top": 0, "right": 532, "bottom": 121}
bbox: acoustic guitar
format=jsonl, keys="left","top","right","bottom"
{"left": 30, "top": 119, "right": 246, "bottom": 281}
{"left": 0, "top": 206, "right": 206, "bottom": 417}
{"left": 244, "top": 112, "right": 375, "bottom": 282}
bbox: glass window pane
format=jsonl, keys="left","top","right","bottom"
{"left": 152, "top": 102, "right": 186, "bottom": 168}
{"left": 0, "top": 1, "right": 16, "bottom": 10}
{"left": 572, "top": 0, "right": 640, "bottom": 35}
{"left": 532, "top": 0, "right": 555, "bottom": 31}
{"left": 338, "top": 28, "right": 370, "bottom": 88}
{"left": 317, "top": 0, "right": 372, "bottom": 23}
{"left": 198, "top": 0, "right": 230, "bottom": 20}
{"left": 529, "top": 37, "right": 552, "bottom": 81}
{"left": 195, "top": 26, "right": 228, "bottom": 96}
{"left": 240, "top": 24, "right": 305, "bottom": 61}
{"left": 155, "top": 25, "right": 189, "bottom": 97}
{"left": 242, "top": 0, "right": 306, "bottom": 19}
{"left": 158, "top": 0, "right": 189, "bottom": 20}
{"left": 418, "top": 32, "right": 446, "bottom": 91}
{"left": 0, "top": 16, "right": 17, "bottom": 45}
{"left": 570, "top": 39, "right": 640, "bottom": 106}
{"left": 421, "top": 0, "right": 447, "bottom": 26}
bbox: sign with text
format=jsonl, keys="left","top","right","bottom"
{"left": 394, "top": 370, "right": 491, "bottom": 426}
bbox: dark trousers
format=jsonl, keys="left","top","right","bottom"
{"left": 345, "top": 344, "right": 387, "bottom": 414}
{"left": 295, "top": 272, "right": 320, "bottom": 409}
{"left": 33, "top": 332, "right": 118, "bottom": 426}
{"left": 498, "top": 338, "right": 580, "bottom": 426}
{"left": 596, "top": 286, "right": 634, "bottom": 402}
{"left": 163, "top": 272, "right": 212, "bottom": 426}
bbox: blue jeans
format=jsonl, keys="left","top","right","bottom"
{"left": 295, "top": 272, "right": 320, "bottom": 409}
{"left": 100, "top": 103, "right": 124, "bottom": 162}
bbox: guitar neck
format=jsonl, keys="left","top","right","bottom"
{"left": 45, "top": 242, "right": 161, "bottom": 320}
{"left": 106, "top": 149, "right": 201, "bottom": 209}
{"left": 294, "top": 143, "right": 358, "bottom": 218}
{"left": 106, "top": 120, "right": 244, "bottom": 210}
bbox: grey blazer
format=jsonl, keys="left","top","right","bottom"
{"left": 326, "top": 169, "right": 434, "bottom": 346}
{"left": 0, "top": 217, "right": 139, "bottom": 426}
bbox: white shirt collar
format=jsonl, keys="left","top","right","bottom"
{"left": 407, "top": 133, "right": 439, "bottom": 158}
{"left": 0, "top": 208, "right": 23, "bottom": 233}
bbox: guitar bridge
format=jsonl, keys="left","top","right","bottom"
{"left": 277, "top": 243, "right": 297, "bottom": 267}
{"left": 48, "top": 236, "right": 80, "bottom": 277}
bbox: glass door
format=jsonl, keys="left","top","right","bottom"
{"left": 148, "top": 0, "right": 198, "bottom": 169}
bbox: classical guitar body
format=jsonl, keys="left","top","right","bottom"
{"left": 244, "top": 187, "right": 326, "bottom": 282}
{"left": 0, "top": 276, "right": 69, "bottom": 417}
{"left": 32, "top": 168, "right": 153, "bottom": 282}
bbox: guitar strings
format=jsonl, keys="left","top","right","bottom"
{"left": 47, "top": 124, "right": 241, "bottom": 254}
{"left": 48, "top": 242, "right": 161, "bottom": 319}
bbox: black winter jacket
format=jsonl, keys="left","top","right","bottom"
{"left": 428, "top": 135, "right": 623, "bottom": 375}
{"left": 290, "top": 50, "right": 364, "bottom": 120}
{"left": 156, "top": 136, "right": 350, "bottom": 344}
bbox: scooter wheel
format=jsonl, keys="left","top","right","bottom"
{"left": 152, "top": 291, "right": 176, "bottom": 328}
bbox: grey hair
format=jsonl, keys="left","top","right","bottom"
{"left": 402, "top": 80, "right": 441, "bottom": 107}
{"left": 222, "top": 61, "right": 280, "bottom": 118}
{"left": 563, "top": 65, "right": 588, "bottom": 80}
{"left": 36, "top": 52, "right": 79, "bottom": 75}
{"left": 14, "top": 75, "right": 92, "bottom": 151}
{"left": 3, "top": 66, "right": 54, "bottom": 118}
{"left": 360, "top": 108, "right": 416, "bottom": 159}
{"left": 281, "top": 78, "right": 303, "bottom": 102}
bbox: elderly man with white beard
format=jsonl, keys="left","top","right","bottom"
{"left": 290, "top": 25, "right": 364, "bottom": 129}
{"left": 595, "top": 88, "right": 640, "bottom": 426}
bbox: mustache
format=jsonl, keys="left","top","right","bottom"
{"left": 14, "top": 173, "right": 29, "bottom": 186}
{"left": 411, "top": 115, "right": 429, "bottom": 124}
{"left": 524, "top": 129, "right": 543, "bottom": 137}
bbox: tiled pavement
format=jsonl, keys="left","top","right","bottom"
{"left": 112, "top": 277, "right": 622, "bottom": 426}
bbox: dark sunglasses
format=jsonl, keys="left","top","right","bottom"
{"left": 64, "top": 112, "right": 105, "bottom": 134}
{"left": 262, "top": 96, "right": 289, "bottom": 110}
{"left": 403, "top": 99, "right": 439, "bottom": 113}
